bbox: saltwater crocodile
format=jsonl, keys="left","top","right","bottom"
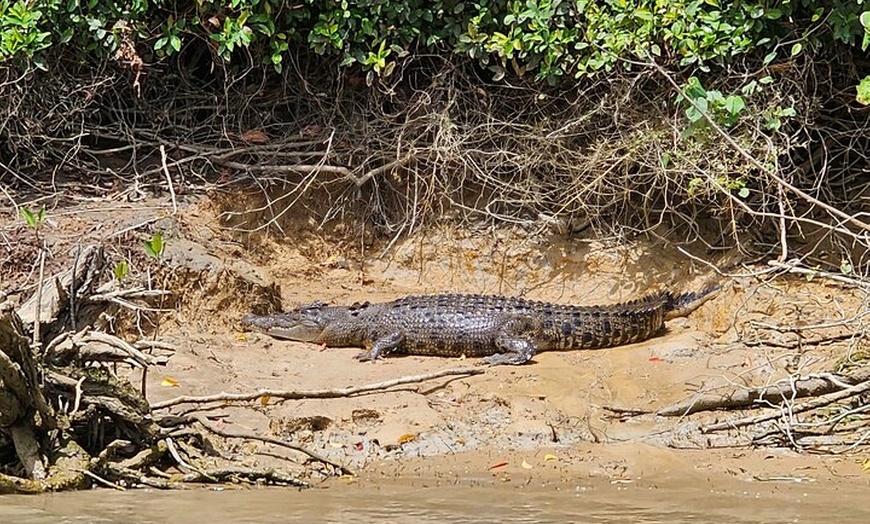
{"left": 242, "top": 286, "right": 718, "bottom": 365}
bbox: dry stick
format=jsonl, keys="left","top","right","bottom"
{"left": 76, "top": 469, "right": 126, "bottom": 491}
{"left": 164, "top": 437, "right": 216, "bottom": 481}
{"left": 648, "top": 60, "right": 870, "bottom": 233}
{"left": 192, "top": 414, "right": 354, "bottom": 477}
{"left": 159, "top": 145, "right": 178, "bottom": 215}
{"left": 350, "top": 151, "right": 416, "bottom": 187}
{"left": 32, "top": 249, "right": 45, "bottom": 347}
{"left": 150, "top": 367, "right": 484, "bottom": 409}
{"left": 767, "top": 260, "right": 870, "bottom": 290}
{"left": 701, "top": 378, "right": 870, "bottom": 433}
{"left": 180, "top": 467, "right": 308, "bottom": 487}
{"left": 83, "top": 331, "right": 162, "bottom": 367}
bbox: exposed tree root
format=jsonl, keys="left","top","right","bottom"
{"left": 0, "top": 246, "right": 312, "bottom": 492}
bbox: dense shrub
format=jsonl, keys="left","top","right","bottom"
{"left": 1, "top": 0, "right": 868, "bottom": 84}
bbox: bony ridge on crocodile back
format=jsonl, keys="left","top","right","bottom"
{"left": 241, "top": 287, "right": 719, "bottom": 366}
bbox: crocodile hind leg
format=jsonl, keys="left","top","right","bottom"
{"left": 482, "top": 323, "right": 538, "bottom": 365}
{"left": 356, "top": 331, "right": 404, "bottom": 361}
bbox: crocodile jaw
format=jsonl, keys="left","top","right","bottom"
{"left": 242, "top": 314, "right": 324, "bottom": 342}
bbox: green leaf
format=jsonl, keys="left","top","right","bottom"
{"left": 114, "top": 260, "right": 129, "bottom": 281}
{"left": 737, "top": 187, "right": 750, "bottom": 199}
{"left": 724, "top": 95, "right": 745, "bottom": 115}
{"left": 144, "top": 232, "right": 165, "bottom": 259}
{"left": 20, "top": 206, "right": 45, "bottom": 229}
{"left": 840, "top": 259, "right": 853, "bottom": 275}
{"left": 762, "top": 51, "right": 776, "bottom": 66}
{"left": 858, "top": 76, "right": 870, "bottom": 105}
{"left": 685, "top": 98, "right": 707, "bottom": 122}
{"left": 790, "top": 43, "right": 802, "bottom": 57}
{"left": 20, "top": 207, "right": 36, "bottom": 228}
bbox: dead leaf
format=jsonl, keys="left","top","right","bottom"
{"left": 488, "top": 462, "right": 509, "bottom": 470}
{"left": 398, "top": 433, "right": 416, "bottom": 445}
{"left": 240, "top": 129, "right": 269, "bottom": 144}
{"left": 521, "top": 460, "right": 533, "bottom": 469}
{"left": 260, "top": 394, "right": 271, "bottom": 406}
{"left": 300, "top": 125, "right": 323, "bottom": 137}
{"left": 544, "top": 454, "right": 558, "bottom": 462}
{"left": 160, "top": 377, "right": 180, "bottom": 387}
{"left": 236, "top": 332, "right": 247, "bottom": 341}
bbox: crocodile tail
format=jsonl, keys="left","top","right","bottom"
{"left": 664, "top": 283, "right": 721, "bottom": 320}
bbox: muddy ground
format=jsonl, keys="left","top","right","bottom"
{"left": 2, "top": 193, "right": 868, "bottom": 489}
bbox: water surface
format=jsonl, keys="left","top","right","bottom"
{"left": 1, "top": 478, "right": 865, "bottom": 524}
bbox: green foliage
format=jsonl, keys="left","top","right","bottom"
{"left": 677, "top": 75, "right": 798, "bottom": 138}
{"left": 0, "top": 0, "right": 51, "bottom": 65}
{"left": 680, "top": 76, "right": 747, "bottom": 130}
{"left": 143, "top": 232, "right": 165, "bottom": 259}
{"left": 19, "top": 204, "right": 45, "bottom": 229}
{"left": 688, "top": 175, "right": 750, "bottom": 199}
{"left": 1, "top": 0, "right": 869, "bottom": 84}
{"left": 761, "top": 105, "right": 797, "bottom": 132}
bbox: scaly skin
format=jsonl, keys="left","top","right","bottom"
{"left": 242, "top": 288, "right": 718, "bottom": 365}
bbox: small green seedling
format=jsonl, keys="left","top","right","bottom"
{"left": 144, "top": 232, "right": 166, "bottom": 259}
{"left": 114, "top": 260, "right": 130, "bottom": 281}
{"left": 20, "top": 205, "right": 46, "bottom": 229}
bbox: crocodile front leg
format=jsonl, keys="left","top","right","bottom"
{"left": 356, "top": 331, "right": 404, "bottom": 361}
{"left": 482, "top": 334, "right": 537, "bottom": 365}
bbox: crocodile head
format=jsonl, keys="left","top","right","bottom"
{"left": 242, "top": 302, "right": 332, "bottom": 342}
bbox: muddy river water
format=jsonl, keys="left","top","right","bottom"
{"left": 2, "top": 478, "right": 867, "bottom": 524}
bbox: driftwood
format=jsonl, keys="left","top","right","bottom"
{"left": 658, "top": 367, "right": 870, "bottom": 417}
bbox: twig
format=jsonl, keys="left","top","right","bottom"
{"left": 767, "top": 260, "right": 870, "bottom": 290}
{"left": 77, "top": 469, "right": 127, "bottom": 491}
{"left": 181, "top": 468, "right": 309, "bottom": 487}
{"left": 151, "top": 367, "right": 484, "bottom": 409}
{"left": 71, "top": 376, "right": 85, "bottom": 414}
{"left": 351, "top": 151, "right": 416, "bottom": 187}
{"left": 159, "top": 145, "right": 178, "bottom": 215}
{"left": 32, "top": 249, "right": 45, "bottom": 346}
{"left": 81, "top": 331, "right": 163, "bottom": 367}
{"left": 110, "top": 217, "right": 163, "bottom": 238}
{"left": 133, "top": 340, "right": 178, "bottom": 352}
{"left": 164, "top": 437, "right": 215, "bottom": 481}
{"left": 192, "top": 414, "right": 354, "bottom": 476}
